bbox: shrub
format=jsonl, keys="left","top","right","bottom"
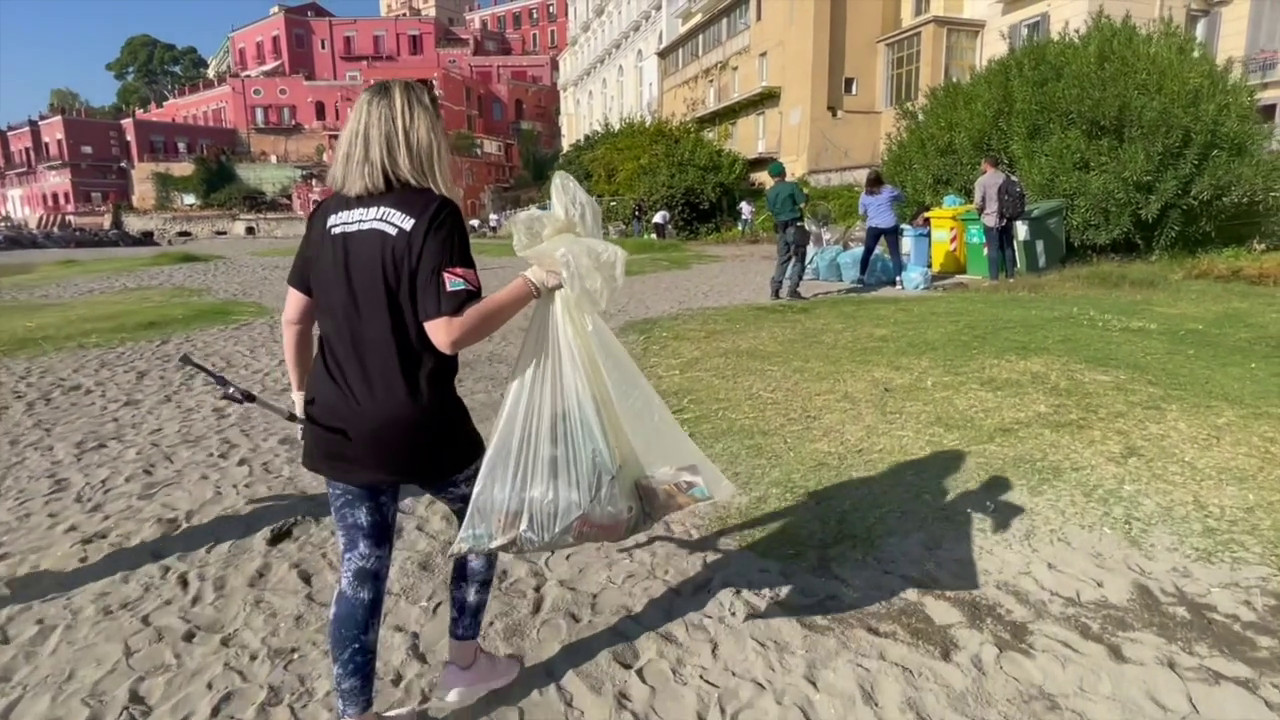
{"left": 557, "top": 117, "right": 749, "bottom": 235}
{"left": 881, "top": 12, "right": 1280, "bottom": 255}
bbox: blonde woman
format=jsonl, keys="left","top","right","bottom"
{"left": 280, "top": 80, "right": 559, "bottom": 719}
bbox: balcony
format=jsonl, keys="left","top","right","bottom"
{"left": 3, "top": 161, "right": 34, "bottom": 174}
{"left": 690, "top": 84, "right": 781, "bottom": 125}
{"left": 142, "top": 153, "right": 195, "bottom": 162}
{"left": 1245, "top": 51, "right": 1279, "bottom": 85}
{"left": 309, "top": 121, "right": 342, "bottom": 134}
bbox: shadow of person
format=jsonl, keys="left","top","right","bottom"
{"left": 444, "top": 449, "right": 1025, "bottom": 717}
{"left": 0, "top": 492, "right": 330, "bottom": 610}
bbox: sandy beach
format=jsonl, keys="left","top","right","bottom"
{"left": 1, "top": 240, "right": 1277, "bottom": 720}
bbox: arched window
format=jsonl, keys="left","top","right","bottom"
{"left": 314, "top": 100, "right": 326, "bottom": 122}
{"left": 617, "top": 65, "right": 625, "bottom": 114}
{"left": 586, "top": 90, "right": 594, "bottom": 130}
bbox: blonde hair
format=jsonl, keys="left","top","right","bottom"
{"left": 326, "top": 80, "right": 456, "bottom": 198}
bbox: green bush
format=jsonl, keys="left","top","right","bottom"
{"left": 881, "top": 12, "right": 1280, "bottom": 255}
{"left": 557, "top": 117, "right": 749, "bottom": 235}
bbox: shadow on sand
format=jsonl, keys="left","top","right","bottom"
{"left": 442, "top": 448, "right": 1025, "bottom": 718}
{"left": 0, "top": 493, "right": 330, "bottom": 609}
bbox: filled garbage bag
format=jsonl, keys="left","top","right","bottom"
{"left": 864, "top": 252, "right": 895, "bottom": 285}
{"left": 451, "top": 172, "right": 735, "bottom": 555}
{"left": 815, "top": 245, "right": 843, "bottom": 282}
{"left": 902, "top": 264, "right": 932, "bottom": 291}
{"left": 837, "top": 246, "right": 863, "bottom": 284}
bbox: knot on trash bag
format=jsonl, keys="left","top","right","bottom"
{"left": 506, "top": 172, "right": 628, "bottom": 314}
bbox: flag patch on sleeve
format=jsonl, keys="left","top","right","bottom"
{"left": 442, "top": 267, "right": 480, "bottom": 292}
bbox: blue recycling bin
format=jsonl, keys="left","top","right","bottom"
{"left": 902, "top": 225, "right": 930, "bottom": 268}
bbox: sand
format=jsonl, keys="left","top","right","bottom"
{"left": 1, "top": 240, "right": 1277, "bottom": 720}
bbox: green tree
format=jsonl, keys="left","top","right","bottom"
{"left": 105, "top": 34, "right": 208, "bottom": 110}
{"left": 449, "top": 130, "right": 480, "bottom": 156}
{"left": 513, "top": 128, "right": 558, "bottom": 189}
{"left": 46, "top": 88, "right": 120, "bottom": 118}
{"left": 557, "top": 117, "right": 749, "bottom": 234}
{"left": 882, "top": 12, "right": 1280, "bottom": 255}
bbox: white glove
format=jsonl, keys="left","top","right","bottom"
{"left": 291, "top": 391, "right": 306, "bottom": 440}
{"left": 520, "top": 266, "right": 563, "bottom": 295}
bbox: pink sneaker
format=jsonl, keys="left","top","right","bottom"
{"left": 437, "top": 651, "right": 522, "bottom": 703}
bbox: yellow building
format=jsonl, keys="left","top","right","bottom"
{"left": 659, "top": 0, "right": 1279, "bottom": 184}
{"left": 381, "top": 0, "right": 467, "bottom": 26}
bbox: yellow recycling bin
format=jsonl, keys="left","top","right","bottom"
{"left": 925, "top": 205, "right": 972, "bottom": 274}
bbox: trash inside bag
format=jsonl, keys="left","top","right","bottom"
{"left": 815, "top": 245, "right": 843, "bottom": 282}
{"left": 837, "top": 246, "right": 862, "bottom": 284}
{"left": 902, "top": 264, "right": 932, "bottom": 291}
{"left": 450, "top": 172, "right": 735, "bottom": 556}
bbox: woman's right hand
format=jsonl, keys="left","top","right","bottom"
{"left": 520, "top": 266, "right": 563, "bottom": 295}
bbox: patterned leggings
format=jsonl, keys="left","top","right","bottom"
{"left": 327, "top": 460, "right": 497, "bottom": 718}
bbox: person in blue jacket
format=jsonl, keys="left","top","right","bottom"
{"left": 856, "top": 169, "right": 906, "bottom": 289}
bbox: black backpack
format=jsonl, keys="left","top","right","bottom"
{"left": 998, "top": 174, "right": 1026, "bottom": 220}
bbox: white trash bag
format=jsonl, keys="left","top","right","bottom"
{"left": 450, "top": 172, "right": 735, "bottom": 555}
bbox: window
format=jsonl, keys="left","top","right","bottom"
{"left": 728, "top": 120, "right": 737, "bottom": 145}
{"left": 482, "top": 17, "right": 490, "bottom": 30}
{"left": 497, "top": 15, "right": 506, "bottom": 31}
{"left": 90, "top": 192, "right": 103, "bottom": 205}
{"left": 255, "top": 39, "right": 265, "bottom": 63}
{"left": 944, "top": 28, "right": 980, "bottom": 83}
{"left": 342, "top": 32, "right": 356, "bottom": 55}
{"left": 237, "top": 46, "right": 247, "bottom": 68}
{"left": 278, "top": 86, "right": 290, "bottom": 97}
{"left": 315, "top": 100, "right": 327, "bottom": 122}
{"left": 1009, "top": 13, "right": 1049, "bottom": 49}
{"left": 346, "top": 70, "right": 362, "bottom": 81}
{"left": 757, "top": 52, "right": 768, "bottom": 84}
{"left": 885, "top": 33, "right": 921, "bottom": 107}
{"left": 530, "top": 7, "right": 540, "bottom": 25}
{"left": 175, "top": 140, "right": 189, "bottom": 154}
{"left": 913, "top": 0, "right": 930, "bottom": 18}
{"left": 548, "top": 2, "right": 557, "bottom": 21}
{"left": 281, "top": 105, "right": 295, "bottom": 125}
{"left": 532, "top": 31, "right": 540, "bottom": 51}
{"left": 842, "top": 76, "right": 858, "bottom": 95}
{"left": 1186, "top": 9, "right": 1221, "bottom": 58}
{"left": 79, "top": 145, "right": 93, "bottom": 154}
{"left": 513, "top": 10, "right": 522, "bottom": 29}
{"left": 755, "top": 111, "right": 765, "bottom": 153}
{"left": 253, "top": 106, "right": 268, "bottom": 126}
{"left": 251, "top": 87, "right": 265, "bottom": 98}
{"left": 373, "top": 32, "right": 387, "bottom": 55}
{"left": 708, "top": 79, "right": 718, "bottom": 105}
{"left": 270, "top": 33, "right": 282, "bottom": 59}
{"left": 549, "top": 27, "right": 558, "bottom": 47}
{"left": 492, "top": 99, "right": 504, "bottom": 121}
{"left": 294, "top": 30, "right": 307, "bottom": 50}
{"left": 319, "top": 38, "right": 328, "bottom": 52}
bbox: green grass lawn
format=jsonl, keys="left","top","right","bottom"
{"left": 622, "top": 260, "right": 1280, "bottom": 568}
{"left": 472, "top": 237, "right": 715, "bottom": 277}
{"left": 0, "top": 288, "right": 270, "bottom": 357}
{"left": 0, "top": 252, "right": 219, "bottom": 288}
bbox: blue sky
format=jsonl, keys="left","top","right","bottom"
{"left": 0, "top": 0, "right": 383, "bottom": 123}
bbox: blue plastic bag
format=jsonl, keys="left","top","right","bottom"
{"left": 837, "top": 246, "right": 862, "bottom": 283}
{"left": 815, "top": 246, "right": 843, "bottom": 282}
{"left": 864, "top": 252, "right": 894, "bottom": 285}
{"left": 902, "top": 265, "right": 932, "bottom": 291}
{"left": 803, "top": 243, "right": 822, "bottom": 280}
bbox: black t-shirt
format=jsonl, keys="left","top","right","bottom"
{"left": 287, "top": 187, "right": 486, "bottom": 487}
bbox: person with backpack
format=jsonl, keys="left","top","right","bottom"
{"left": 765, "top": 161, "right": 809, "bottom": 301}
{"left": 973, "top": 155, "right": 1025, "bottom": 282}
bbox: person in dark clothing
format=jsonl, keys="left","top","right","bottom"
{"left": 631, "top": 200, "right": 646, "bottom": 237}
{"left": 280, "top": 80, "right": 561, "bottom": 720}
{"left": 764, "top": 161, "right": 808, "bottom": 301}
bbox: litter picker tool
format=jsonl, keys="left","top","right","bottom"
{"left": 178, "top": 353, "right": 300, "bottom": 424}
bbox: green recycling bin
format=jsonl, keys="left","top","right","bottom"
{"left": 959, "top": 209, "right": 987, "bottom": 277}
{"left": 1012, "top": 199, "right": 1067, "bottom": 273}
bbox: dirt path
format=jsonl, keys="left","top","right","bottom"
{"left": 0, "top": 244, "right": 1276, "bottom": 720}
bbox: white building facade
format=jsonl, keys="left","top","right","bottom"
{"left": 558, "top": 0, "right": 667, "bottom": 148}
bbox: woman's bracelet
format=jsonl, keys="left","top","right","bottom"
{"left": 520, "top": 272, "right": 542, "bottom": 299}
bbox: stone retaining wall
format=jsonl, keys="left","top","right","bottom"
{"left": 122, "top": 212, "right": 305, "bottom": 241}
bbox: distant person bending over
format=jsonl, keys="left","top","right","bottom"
{"left": 855, "top": 169, "right": 905, "bottom": 289}
{"left": 765, "top": 161, "right": 808, "bottom": 301}
{"left": 974, "top": 155, "right": 1016, "bottom": 282}
{"left": 651, "top": 208, "right": 671, "bottom": 239}
{"left": 737, "top": 198, "right": 756, "bottom": 235}
{"left": 281, "top": 80, "right": 560, "bottom": 720}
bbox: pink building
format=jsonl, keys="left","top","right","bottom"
{"left": 465, "top": 0, "right": 569, "bottom": 58}
{"left": 141, "top": 1, "right": 561, "bottom": 212}
{"left": 1, "top": 111, "right": 238, "bottom": 224}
